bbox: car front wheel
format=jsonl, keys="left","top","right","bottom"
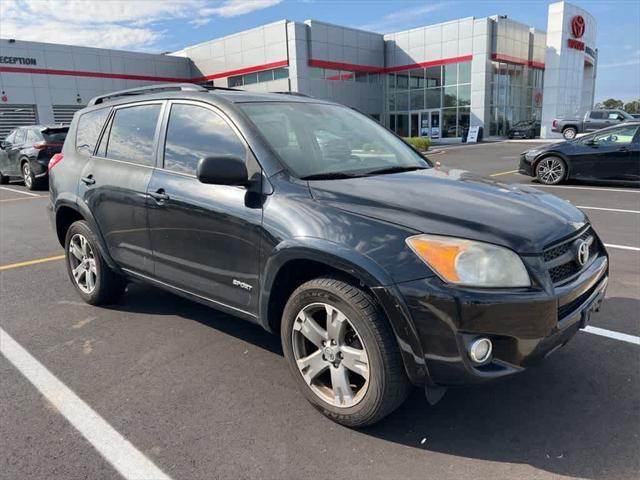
{"left": 65, "top": 220, "right": 125, "bottom": 305}
{"left": 281, "top": 276, "right": 410, "bottom": 427}
{"left": 536, "top": 156, "right": 567, "bottom": 185}
{"left": 21, "top": 161, "right": 37, "bottom": 190}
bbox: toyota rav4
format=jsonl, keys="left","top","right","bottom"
{"left": 49, "top": 84, "right": 609, "bottom": 427}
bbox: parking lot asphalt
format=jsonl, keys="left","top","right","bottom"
{"left": 1, "top": 142, "right": 639, "bottom": 480}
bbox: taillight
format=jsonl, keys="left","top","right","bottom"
{"left": 49, "top": 153, "right": 64, "bottom": 172}
{"left": 34, "top": 142, "right": 63, "bottom": 150}
{"left": 552, "top": 119, "right": 557, "bottom": 128}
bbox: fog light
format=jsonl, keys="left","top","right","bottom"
{"left": 469, "top": 337, "right": 492, "bottom": 364}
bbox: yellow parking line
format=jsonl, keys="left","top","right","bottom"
{"left": 490, "top": 169, "right": 520, "bottom": 177}
{"left": 0, "top": 195, "right": 48, "bottom": 203}
{"left": 0, "top": 254, "right": 65, "bottom": 271}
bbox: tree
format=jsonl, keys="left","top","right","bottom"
{"left": 595, "top": 98, "right": 624, "bottom": 110}
{"left": 623, "top": 100, "right": 640, "bottom": 114}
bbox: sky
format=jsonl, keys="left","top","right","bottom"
{"left": 0, "top": 0, "right": 638, "bottom": 102}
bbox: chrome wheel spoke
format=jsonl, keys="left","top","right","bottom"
{"left": 297, "top": 350, "right": 329, "bottom": 385}
{"left": 294, "top": 312, "right": 327, "bottom": 348}
{"left": 325, "top": 304, "right": 347, "bottom": 342}
{"left": 340, "top": 346, "right": 369, "bottom": 378}
{"left": 330, "top": 365, "right": 354, "bottom": 406}
{"left": 69, "top": 243, "right": 83, "bottom": 261}
{"left": 68, "top": 233, "right": 97, "bottom": 294}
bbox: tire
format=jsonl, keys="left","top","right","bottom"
{"left": 535, "top": 156, "right": 567, "bottom": 185}
{"left": 21, "top": 160, "right": 41, "bottom": 190}
{"left": 0, "top": 172, "right": 8, "bottom": 184}
{"left": 281, "top": 276, "right": 411, "bottom": 427}
{"left": 562, "top": 127, "right": 577, "bottom": 140}
{"left": 64, "top": 220, "right": 125, "bottom": 305}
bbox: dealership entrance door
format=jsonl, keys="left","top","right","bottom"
{"left": 419, "top": 110, "right": 440, "bottom": 139}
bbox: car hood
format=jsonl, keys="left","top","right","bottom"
{"left": 309, "top": 168, "right": 587, "bottom": 253}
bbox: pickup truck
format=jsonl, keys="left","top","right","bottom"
{"left": 552, "top": 109, "right": 634, "bottom": 140}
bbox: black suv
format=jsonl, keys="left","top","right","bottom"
{"left": 0, "top": 125, "right": 68, "bottom": 189}
{"left": 49, "top": 84, "right": 609, "bottom": 426}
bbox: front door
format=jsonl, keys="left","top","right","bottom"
{"left": 420, "top": 111, "right": 440, "bottom": 139}
{"left": 79, "top": 102, "right": 163, "bottom": 274}
{"left": 571, "top": 124, "right": 640, "bottom": 181}
{"left": 147, "top": 101, "right": 262, "bottom": 316}
{"left": 0, "top": 129, "right": 19, "bottom": 176}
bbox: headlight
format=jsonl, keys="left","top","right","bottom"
{"left": 406, "top": 234, "right": 531, "bottom": 287}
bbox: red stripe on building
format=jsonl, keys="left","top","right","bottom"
{"left": 491, "top": 53, "right": 545, "bottom": 69}
{"left": 0, "top": 66, "right": 190, "bottom": 82}
{"left": 0, "top": 59, "right": 289, "bottom": 83}
{"left": 308, "top": 59, "right": 382, "bottom": 73}
{"left": 384, "top": 55, "right": 474, "bottom": 73}
{"left": 191, "top": 60, "right": 289, "bottom": 81}
{"left": 309, "top": 55, "right": 473, "bottom": 74}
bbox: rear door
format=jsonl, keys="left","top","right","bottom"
{"left": 146, "top": 101, "right": 263, "bottom": 316}
{"left": 79, "top": 101, "right": 164, "bottom": 274}
{"left": 7, "top": 128, "right": 26, "bottom": 172}
{"left": 583, "top": 111, "right": 605, "bottom": 132}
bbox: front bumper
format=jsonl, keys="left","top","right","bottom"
{"left": 518, "top": 154, "right": 535, "bottom": 176}
{"left": 394, "top": 253, "right": 608, "bottom": 387}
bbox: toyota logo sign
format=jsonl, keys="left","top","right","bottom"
{"left": 576, "top": 239, "right": 590, "bottom": 267}
{"left": 571, "top": 15, "right": 585, "bottom": 38}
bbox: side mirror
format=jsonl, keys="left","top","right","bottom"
{"left": 0, "top": 141, "right": 6, "bottom": 150}
{"left": 196, "top": 155, "right": 248, "bottom": 186}
{"left": 584, "top": 138, "right": 597, "bottom": 146}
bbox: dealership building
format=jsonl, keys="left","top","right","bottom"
{"left": 0, "top": 1, "right": 596, "bottom": 140}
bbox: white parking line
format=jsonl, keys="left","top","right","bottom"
{"left": 0, "top": 186, "right": 41, "bottom": 197}
{"left": 522, "top": 184, "right": 639, "bottom": 193}
{"left": 578, "top": 206, "right": 640, "bottom": 214}
{"left": 0, "top": 327, "right": 172, "bottom": 480}
{"left": 604, "top": 243, "right": 640, "bottom": 252}
{"left": 582, "top": 326, "right": 640, "bottom": 346}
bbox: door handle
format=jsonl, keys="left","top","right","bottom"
{"left": 80, "top": 175, "right": 95, "bottom": 185}
{"left": 150, "top": 188, "right": 169, "bottom": 203}
{"left": 617, "top": 146, "right": 630, "bottom": 152}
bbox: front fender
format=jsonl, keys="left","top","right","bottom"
{"left": 260, "top": 237, "right": 430, "bottom": 386}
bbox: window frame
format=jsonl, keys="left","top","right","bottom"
{"left": 75, "top": 106, "right": 112, "bottom": 157}
{"left": 157, "top": 100, "right": 251, "bottom": 179}
{"left": 94, "top": 100, "right": 165, "bottom": 169}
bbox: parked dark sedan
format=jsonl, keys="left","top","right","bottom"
{"left": 0, "top": 125, "right": 68, "bottom": 190}
{"left": 508, "top": 120, "right": 540, "bottom": 139}
{"left": 520, "top": 122, "right": 640, "bottom": 184}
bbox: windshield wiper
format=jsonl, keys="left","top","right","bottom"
{"left": 300, "top": 172, "right": 364, "bottom": 180}
{"left": 362, "top": 165, "right": 429, "bottom": 176}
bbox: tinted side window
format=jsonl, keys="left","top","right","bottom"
{"left": 106, "top": 104, "right": 161, "bottom": 166}
{"left": 589, "top": 111, "right": 604, "bottom": 119}
{"left": 4, "top": 130, "right": 16, "bottom": 143}
{"left": 14, "top": 129, "right": 26, "bottom": 144}
{"left": 163, "top": 104, "right": 245, "bottom": 175}
{"left": 593, "top": 125, "right": 639, "bottom": 145}
{"left": 76, "top": 108, "right": 110, "bottom": 156}
{"left": 608, "top": 112, "right": 623, "bottom": 120}
{"left": 26, "top": 129, "right": 41, "bottom": 144}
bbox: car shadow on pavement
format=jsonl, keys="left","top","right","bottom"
{"left": 108, "top": 285, "right": 639, "bottom": 479}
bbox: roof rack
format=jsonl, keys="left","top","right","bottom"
{"left": 88, "top": 83, "right": 207, "bottom": 106}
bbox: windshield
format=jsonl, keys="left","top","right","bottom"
{"left": 240, "top": 102, "right": 429, "bottom": 178}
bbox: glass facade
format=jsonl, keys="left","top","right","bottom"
{"left": 228, "top": 67, "right": 289, "bottom": 87}
{"left": 308, "top": 67, "right": 381, "bottom": 84}
{"left": 387, "top": 61, "right": 471, "bottom": 138}
{"left": 489, "top": 61, "right": 544, "bottom": 136}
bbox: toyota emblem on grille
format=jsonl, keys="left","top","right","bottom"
{"left": 576, "top": 240, "right": 589, "bottom": 266}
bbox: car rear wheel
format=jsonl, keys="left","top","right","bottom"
{"left": 281, "top": 276, "right": 411, "bottom": 427}
{"left": 562, "top": 127, "right": 577, "bottom": 140}
{"left": 536, "top": 156, "right": 567, "bottom": 185}
{"left": 65, "top": 220, "right": 125, "bottom": 305}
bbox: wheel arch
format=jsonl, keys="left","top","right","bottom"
{"left": 260, "top": 238, "right": 430, "bottom": 386}
{"left": 54, "top": 200, "right": 119, "bottom": 270}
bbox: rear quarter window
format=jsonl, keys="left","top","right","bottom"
{"left": 589, "top": 111, "right": 604, "bottom": 119}
{"left": 76, "top": 108, "right": 110, "bottom": 156}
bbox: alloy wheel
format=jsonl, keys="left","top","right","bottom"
{"left": 537, "top": 158, "right": 565, "bottom": 184}
{"left": 563, "top": 129, "right": 576, "bottom": 140}
{"left": 22, "top": 163, "right": 32, "bottom": 189}
{"left": 291, "top": 302, "right": 370, "bottom": 408}
{"left": 68, "top": 233, "right": 97, "bottom": 294}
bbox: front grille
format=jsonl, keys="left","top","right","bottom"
{"left": 543, "top": 227, "right": 599, "bottom": 285}
{"left": 558, "top": 281, "right": 599, "bottom": 319}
